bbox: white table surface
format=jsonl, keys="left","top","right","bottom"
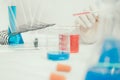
{"left": 0, "top": 43, "right": 102, "bottom": 80}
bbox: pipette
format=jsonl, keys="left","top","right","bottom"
{"left": 73, "top": 11, "right": 97, "bottom": 16}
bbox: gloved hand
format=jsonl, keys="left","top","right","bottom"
{"left": 75, "top": 6, "right": 99, "bottom": 44}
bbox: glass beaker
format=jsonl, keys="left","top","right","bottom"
{"left": 47, "top": 33, "right": 70, "bottom": 61}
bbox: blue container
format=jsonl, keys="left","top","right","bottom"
{"left": 8, "top": 6, "right": 24, "bottom": 45}
{"left": 47, "top": 51, "right": 69, "bottom": 61}
{"left": 8, "top": 6, "right": 16, "bottom": 32}
{"left": 85, "top": 66, "right": 120, "bottom": 80}
{"left": 99, "top": 38, "right": 120, "bottom": 63}
{"left": 85, "top": 38, "right": 120, "bottom": 80}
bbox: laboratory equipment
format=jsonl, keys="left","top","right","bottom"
{"left": 47, "top": 34, "right": 70, "bottom": 61}
{"left": 0, "top": 4, "right": 55, "bottom": 45}
{"left": 99, "top": 38, "right": 120, "bottom": 63}
{"left": 59, "top": 34, "right": 80, "bottom": 53}
{"left": 33, "top": 38, "right": 38, "bottom": 48}
{"left": 70, "top": 34, "right": 79, "bottom": 53}
{"left": 85, "top": 66, "right": 120, "bottom": 80}
{"left": 47, "top": 52, "right": 69, "bottom": 61}
{"left": 73, "top": 11, "right": 97, "bottom": 16}
{"left": 59, "top": 34, "right": 69, "bottom": 52}
{"left": 0, "top": 22, "right": 55, "bottom": 45}
{"left": 8, "top": 5, "right": 24, "bottom": 45}
{"left": 47, "top": 33, "right": 80, "bottom": 60}
{"left": 0, "top": 0, "right": 56, "bottom": 45}
{"left": 8, "top": 0, "right": 55, "bottom": 35}
{"left": 85, "top": 38, "right": 120, "bottom": 80}
{"left": 56, "top": 64, "right": 71, "bottom": 72}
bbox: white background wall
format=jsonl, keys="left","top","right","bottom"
{"left": 0, "top": 0, "right": 9, "bottom": 30}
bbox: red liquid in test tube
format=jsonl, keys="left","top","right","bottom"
{"left": 70, "top": 35, "right": 79, "bottom": 53}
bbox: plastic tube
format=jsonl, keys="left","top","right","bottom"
{"left": 56, "top": 64, "right": 71, "bottom": 72}
{"left": 50, "top": 73, "right": 66, "bottom": 80}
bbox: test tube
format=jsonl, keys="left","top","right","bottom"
{"left": 8, "top": 5, "right": 17, "bottom": 33}
{"left": 70, "top": 34, "right": 80, "bottom": 53}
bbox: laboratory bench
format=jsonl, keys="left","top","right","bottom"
{"left": 0, "top": 43, "right": 100, "bottom": 80}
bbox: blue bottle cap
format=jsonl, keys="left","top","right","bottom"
{"left": 47, "top": 51, "right": 69, "bottom": 61}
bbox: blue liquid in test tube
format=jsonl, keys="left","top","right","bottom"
{"left": 8, "top": 6, "right": 24, "bottom": 45}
